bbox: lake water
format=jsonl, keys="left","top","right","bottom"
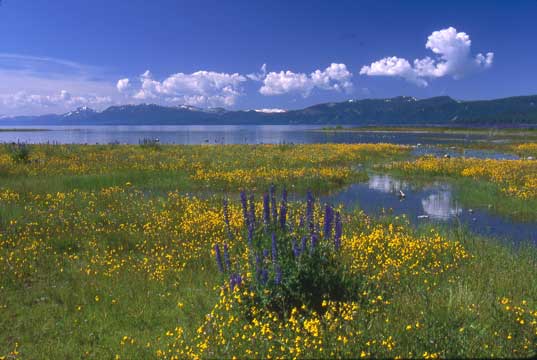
{"left": 0, "top": 125, "right": 503, "bottom": 145}
{"left": 324, "top": 175, "right": 537, "bottom": 246}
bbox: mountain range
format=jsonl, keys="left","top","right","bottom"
{"left": 2, "top": 95, "right": 537, "bottom": 126}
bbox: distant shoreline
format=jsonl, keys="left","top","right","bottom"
{"left": 0, "top": 128, "right": 50, "bottom": 132}
{"left": 316, "top": 126, "right": 537, "bottom": 136}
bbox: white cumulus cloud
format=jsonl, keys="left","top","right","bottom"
{"left": 360, "top": 27, "right": 494, "bottom": 86}
{"left": 260, "top": 70, "right": 313, "bottom": 96}
{"left": 259, "top": 63, "right": 353, "bottom": 96}
{"left": 359, "top": 57, "right": 427, "bottom": 87}
{"left": 120, "top": 70, "right": 247, "bottom": 107}
{"left": 116, "top": 78, "right": 130, "bottom": 93}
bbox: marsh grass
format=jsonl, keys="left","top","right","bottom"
{"left": 451, "top": 178, "right": 537, "bottom": 221}
{"left": 0, "top": 143, "right": 409, "bottom": 194}
{"left": 386, "top": 163, "right": 537, "bottom": 221}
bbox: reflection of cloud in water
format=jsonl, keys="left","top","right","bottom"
{"left": 421, "top": 190, "right": 462, "bottom": 219}
{"left": 368, "top": 175, "right": 406, "bottom": 193}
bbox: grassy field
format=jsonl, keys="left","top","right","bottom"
{"left": 1, "top": 143, "right": 536, "bottom": 359}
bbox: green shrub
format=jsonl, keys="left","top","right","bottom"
{"left": 138, "top": 137, "right": 161, "bottom": 150}
{"left": 215, "top": 188, "right": 364, "bottom": 316}
{"left": 6, "top": 142, "right": 31, "bottom": 163}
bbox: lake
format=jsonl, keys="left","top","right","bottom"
{"left": 0, "top": 125, "right": 504, "bottom": 145}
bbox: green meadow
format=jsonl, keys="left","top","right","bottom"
{"left": 1, "top": 143, "right": 536, "bottom": 359}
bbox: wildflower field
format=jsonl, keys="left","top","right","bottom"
{"left": 1, "top": 143, "right": 536, "bottom": 359}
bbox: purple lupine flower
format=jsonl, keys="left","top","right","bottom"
{"left": 301, "top": 235, "right": 307, "bottom": 254}
{"left": 240, "top": 191, "right": 249, "bottom": 227}
{"left": 274, "top": 265, "right": 282, "bottom": 285}
{"left": 263, "top": 248, "right": 269, "bottom": 259}
{"left": 282, "top": 187, "right": 288, "bottom": 205}
{"left": 270, "top": 184, "right": 277, "bottom": 222}
{"left": 323, "top": 204, "right": 334, "bottom": 238}
{"left": 255, "top": 254, "right": 262, "bottom": 280}
{"left": 310, "top": 233, "right": 318, "bottom": 252}
{"left": 334, "top": 211, "right": 342, "bottom": 251}
{"left": 263, "top": 193, "right": 270, "bottom": 225}
{"left": 260, "top": 268, "right": 269, "bottom": 285}
{"left": 230, "top": 273, "right": 243, "bottom": 291}
{"left": 299, "top": 216, "right": 304, "bottom": 229}
{"left": 279, "top": 201, "right": 287, "bottom": 230}
{"left": 214, "top": 244, "right": 224, "bottom": 273}
{"left": 223, "top": 243, "right": 231, "bottom": 271}
{"left": 249, "top": 193, "right": 256, "bottom": 227}
{"left": 306, "top": 191, "right": 314, "bottom": 233}
{"left": 229, "top": 274, "right": 235, "bottom": 290}
{"left": 247, "top": 224, "right": 254, "bottom": 248}
{"left": 271, "top": 233, "right": 278, "bottom": 263}
{"left": 292, "top": 238, "right": 300, "bottom": 258}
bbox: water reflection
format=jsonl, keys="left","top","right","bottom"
{"left": 368, "top": 175, "right": 407, "bottom": 193}
{"left": 421, "top": 190, "right": 462, "bottom": 220}
{"left": 323, "top": 174, "right": 537, "bottom": 245}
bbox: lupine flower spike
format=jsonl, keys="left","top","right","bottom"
{"left": 271, "top": 233, "right": 278, "bottom": 263}
{"left": 274, "top": 265, "right": 282, "bottom": 285}
{"left": 248, "top": 193, "right": 256, "bottom": 227}
{"left": 279, "top": 201, "right": 287, "bottom": 229}
{"left": 263, "top": 193, "right": 270, "bottom": 225}
{"left": 292, "top": 238, "right": 300, "bottom": 257}
{"left": 334, "top": 211, "right": 342, "bottom": 251}
{"left": 240, "top": 191, "right": 249, "bottom": 227}
{"left": 301, "top": 235, "right": 308, "bottom": 253}
{"left": 323, "top": 204, "right": 334, "bottom": 238}
{"left": 214, "top": 244, "right": 224, "bottom": 273}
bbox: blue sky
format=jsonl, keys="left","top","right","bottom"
{"left": 1, "top": 0, "right": 536, "bottom": 115}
